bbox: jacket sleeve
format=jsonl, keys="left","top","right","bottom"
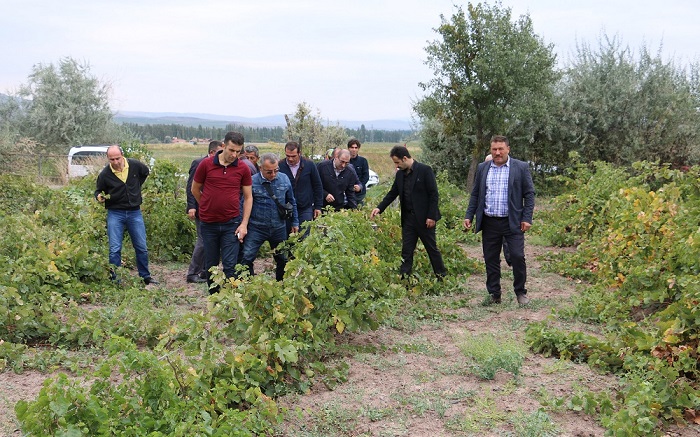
{"left": 376, "top": 176, "right": 399, "bottom": 213}
{"left": 359, "top": 157, "right": 370, "bottom": 186}
{"left": 424, "top": 165, "right": 440, "bottom": 221}
{"left": 465, "top": 163, "right": 483, "bottom": 220}
{"left": 521, "top": 162, "right": 536, "bottom": 224}
{"left": 309, "top": 162, "right": 324, "bottom": 210}
{"left": 186, "top": 159, "right": 199, "bottom": 212}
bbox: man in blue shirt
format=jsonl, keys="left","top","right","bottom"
{"left": 241, "top": 153, "right": 299, "bottom": 281}
{"left": 464, "top": 135, "right": 535, "bottom": 305}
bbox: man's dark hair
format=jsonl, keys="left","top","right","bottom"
{"left": 224, "top": 131, "right": 244, "bottom": 145}
{"left": 490, "top": 135, "right": 509, "bottom": 146}
{"left": 244, "top": 144, "right": 259, "bottom": 156}
{"left": 347, "top": 138, "right": 361, "bottom": 148}
{"left": 285, "top": 141, "right": 301, "bottom": 153}
{"left": 389, "top": 145, "right": 411, "bottom": 160}
{"left": 208, "top": 140, "right": 223, "bottom": 153}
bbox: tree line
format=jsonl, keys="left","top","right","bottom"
{"left": 120, "top": 122, "right": 412, "bottom": 145}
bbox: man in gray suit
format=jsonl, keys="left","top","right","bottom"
{"left": 464, "top": 135, "right": 535, "bottom": 305}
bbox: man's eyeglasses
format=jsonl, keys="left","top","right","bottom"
{"left": 265, "top": 168, "right": 279, "bottom": 174}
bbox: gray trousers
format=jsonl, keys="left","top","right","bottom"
{"left": 187, "top": 218, "right": 205, "bottom": 277}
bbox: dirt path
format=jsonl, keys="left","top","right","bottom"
{"left": 274, "top": 242, "right": 615, "bottom": 436}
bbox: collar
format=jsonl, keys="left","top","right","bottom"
{"left": 214, "top": 150, "right": 238, "bottom": 167}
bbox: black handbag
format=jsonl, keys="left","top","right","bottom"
{"left": 262, "top": 182, "right": 294, "bottom": 220}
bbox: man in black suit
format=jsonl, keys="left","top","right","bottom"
{"left": 317, "top": 149, "right": 358, "bottom": 211}
{"left": 371, "top": 145, "right": 447, "bottom": 279}
{"left": 464, "top": 135, "right": 535, "bottom": 305}
{"left": 279, "top": 141, "right": 323, "bottom": 228}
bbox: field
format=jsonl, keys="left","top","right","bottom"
{"left": 1, "top": 152, "right": 699, "bottom": 436}
{"left": 146, "top": 141, "right": 421, "bottom": 183}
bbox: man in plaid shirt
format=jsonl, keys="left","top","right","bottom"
{"left": 464, "top": 135, "right": 535, "bottom": 305}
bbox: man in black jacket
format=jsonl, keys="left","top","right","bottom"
{"left": 317, "top": 149, "right": 358, "bottom": 211}
{"left": 95, "top": 145, "right": 158, "bottom": 285}
{"left": 184, "top": 140, "right": 222, "bottom": 283}
{"left": 279, "top": 141, "right": 323, "bottom": 228}
{"left": 371, "top": 145, "right": 447, "bottom": 278}
{"left": 348, "top": 139, "right": 370, "bottom": 205}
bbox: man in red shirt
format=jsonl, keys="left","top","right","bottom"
{"left": 192, "top": 131, "right": 252, "bottom": 294}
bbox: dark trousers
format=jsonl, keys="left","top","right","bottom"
{"left": 401, "top": 213, "right": 447, "bottom": 276}
{"left": 200, "top": 217, "right": 241, "bottom": 294}
{"left": 482, "top": 216, "right": 526, "bottom": 297}
{"left": 187, "top": 218, "right": 204, "bottom": 277}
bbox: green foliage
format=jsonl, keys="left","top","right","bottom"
{"left": 415, "top": 1, "right": 559, "bottom": 188}
{"left": 558, "top": 35, "right": 700, "bottom": 166}
{"left": 457, "top": 333, "right": 525, "bottom": 380}
{"left": 4, "top": 57, "right": 112, "bottom": 150}
{"left": 3, "top": 168, "right": 479, "bottom": 434}
{"left": 284, "top": 102, "right": 347, "bottom": 160}
{"left": 531, "top": 161, "right": 700, "bottom": 433}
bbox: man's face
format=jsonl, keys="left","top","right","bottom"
{"left": 222, "top": 141, "right": 242, "bottom": 163}
{"left": 334, "top": 153, "right": 350, "bottom": 171}
{"left": 107, "top": 148, "right": 124, "bottom": 171}
{"left": 391, "top": 156, "right": 409, "bottom": 171}
{"left": 489, "top": 141, "right": 510, "bottom": 166}
{"left": 348, "top": 144, "right": 359, "bottom": 158}
{"left": 261, "top": 160, "right": 279, "bottom": 181}
{"left": 285, "top": 148, "right": 300, "bottom": 166}
{"left": 245, "top": 152, "right": 259, "bottom": 164}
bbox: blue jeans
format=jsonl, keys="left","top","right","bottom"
{"left": 242, "top": 223, "right": 288, "bottom": 281}
{"left": 200, "top": 217, "right": 241, "bottom": 293}
{"left": 107, "top": 209, "right": 151, "bottom": 279}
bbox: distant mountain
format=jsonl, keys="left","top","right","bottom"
{"left": 114, "top": 110, "right": 412, "bottom": 131}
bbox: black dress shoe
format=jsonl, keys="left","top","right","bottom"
{"left": 187, "top": 275, "right": 207, "bottom": 283}
{"left": 143, "top": 277, "right": 159, "bottom": 285}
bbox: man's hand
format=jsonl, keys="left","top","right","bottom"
{"left": 187, "top": 208, "right": 196, "bottom": 220}
{"left": 313, "top": 209, "right": 321, "bottom": 219}
{"left": 354, "top": 184, "right": 361, "bottom": 192}
{"left": 96, "top": 193, "right": 106, "bottom": 203}
{"left": 520, "top": 222, "right": 532, "bottom": 232}
{"left": 325, "top": 193, "right": 335, "bottom": 203}
{"left": 235, "top": 225, "right": 247, "bottom": 242}
{"left": 291, "top": 226, "right": 299, "bottom": 234}
{"left": 426, "top": 218, "right": 436, "bottom": 229}
{"left": 463, "top": 218, "right": 472, "bottom": 230}
{"left": 370, "top": 208, "right": 380, "bottom": 218}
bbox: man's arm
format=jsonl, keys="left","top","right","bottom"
{"left": 310, "top": 162, "right": 324, "bottom": 217}
{"left": 424, "top": 165, "right": 440, "bottom": 221}
{"left": 236, "top": 185, "right": 253, "bottom": 241}
{"left": 520, "top": 162, "right": 536, "bottom": 227}
{"left": 191, "top": 181, "right": 203, "bottom": 204}
{"left": 186, "top": 159, "right": 200, "bottom": 215}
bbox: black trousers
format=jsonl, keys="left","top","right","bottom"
{"left": 482, "top": 216, "right": 526, "bottom": 297}
{"left": 401, "top": 213, "right": 447, "bottom": 276}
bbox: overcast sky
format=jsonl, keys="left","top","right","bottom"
{"left": 1, "top": 0, "right": 698, "bottom": 121}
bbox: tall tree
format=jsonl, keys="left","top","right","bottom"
{"left": 285, "top": 102, "right": 347, "bottom": 159}
{"left": 14, "top": 57, "right": 113, "bottom": 150}
{"left": 414, "top": 2, "right": 558, "bottom": 190}
{"left": 559, "top": 35, "right": 700, "bottom": 166}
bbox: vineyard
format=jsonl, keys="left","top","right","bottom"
{"left": 0, "top": 156, "right": 699, "bottom": 436}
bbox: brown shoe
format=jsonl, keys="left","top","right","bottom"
{"left": 516, "top": 294, "right": 530, "bottom": 305}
